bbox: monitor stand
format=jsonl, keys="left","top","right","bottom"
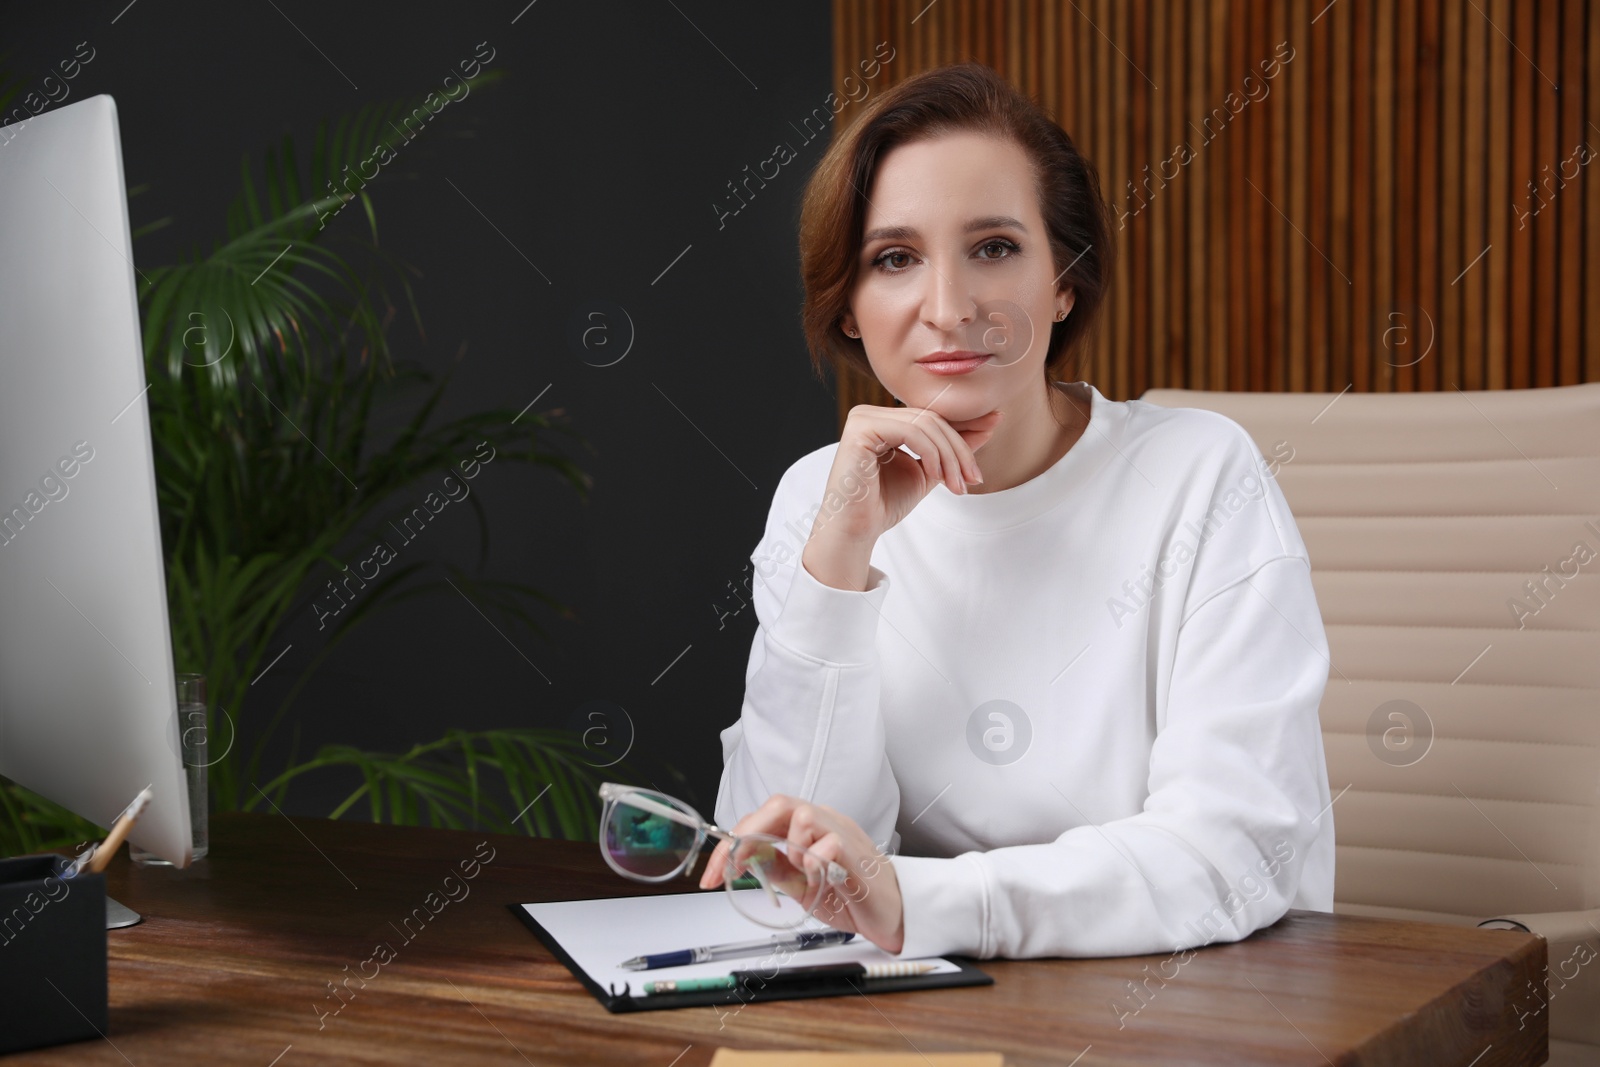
{"left": 106, "top": 896, "right": 142, "bottom": 928}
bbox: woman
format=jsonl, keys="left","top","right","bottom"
{"left": 700, "top": 62, "right": 1335, "bottom": 961}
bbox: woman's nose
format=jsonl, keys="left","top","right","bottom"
{"left": 921, "top": 267, "right": 978, "bottom": 333}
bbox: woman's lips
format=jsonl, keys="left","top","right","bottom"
{"left": 917, "top": 354, "right": 991, "bottom": 375}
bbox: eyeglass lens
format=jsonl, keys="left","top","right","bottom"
{"left": 602, "top": 791, "right": 701, "bottom": 879}
{"left": 726, "top": 836, "right": 833, "bottom": 927}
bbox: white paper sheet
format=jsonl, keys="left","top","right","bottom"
{"left": 520, "top": 889, "right": 962, "bottom": 997}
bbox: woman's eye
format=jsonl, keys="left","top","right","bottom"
{"left": 978, "top": 238, "right": 1021, "bottom": 260}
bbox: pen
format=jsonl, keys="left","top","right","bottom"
{"left": 642, "top": 961, "right": 937, "bottom": 995}
{"left": 619, "top": 929, "right": 855, "bottom": 971}
{"left": 66, "top": 785, "right": 153, "bottom": 878}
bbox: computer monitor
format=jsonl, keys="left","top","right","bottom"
{"left": 0, "top": 94, "right": 193, "bottom": 872}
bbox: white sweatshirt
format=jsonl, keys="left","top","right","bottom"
{"left": 713, "top": 380, "right": 1335, "bottom": 961}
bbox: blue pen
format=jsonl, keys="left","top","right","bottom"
{"left": 619, "top": 930, "right": 855, "bottom": 971}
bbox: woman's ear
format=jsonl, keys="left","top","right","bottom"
{"left": 1057, "top": 288, "right": 1077, "bottom": 322}
{"left": 840, "top": 314, "right": 860, "bottom": 339}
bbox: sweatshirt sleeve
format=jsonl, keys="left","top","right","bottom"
{"left": 712, "top": 457, "right": 904, "bottom": 852}
{"left": 891, "top": 551, "right": 1334, "bottom": 960}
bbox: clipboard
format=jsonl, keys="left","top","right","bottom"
{"left": 509, "top": 890, "right": 993, "bottom": 1014}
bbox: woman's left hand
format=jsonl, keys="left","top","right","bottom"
{"left": 698, "top": 794, "right": 905, "bottom": 954}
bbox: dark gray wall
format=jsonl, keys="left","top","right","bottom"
{"left": 4, "top": 1, "right": 847, "bottom": 819}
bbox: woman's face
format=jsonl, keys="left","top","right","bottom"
{"left": 843, "top": 130, "right": 1074, "bottom": 424}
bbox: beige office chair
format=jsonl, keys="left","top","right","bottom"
{"left": 1140, "top": 382, "right": 1600, "bottom": 1065}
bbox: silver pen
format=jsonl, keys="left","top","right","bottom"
{"left": 619, "top": 930, "right": 855, "bottom": 971}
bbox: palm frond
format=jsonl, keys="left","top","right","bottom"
{"left": 0, "top": 778, "right": 100, "bottom": 856}
{"left": 249, "top": 728, "right": 621, "bottom": 840}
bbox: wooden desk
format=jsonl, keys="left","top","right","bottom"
{"left": 9, "top": 813, "right": 1547, "bottom": 1066}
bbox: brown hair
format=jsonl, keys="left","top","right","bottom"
{"left": 798, "top": 61, "right": 1114, "bottom": 392}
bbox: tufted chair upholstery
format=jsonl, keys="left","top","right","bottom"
{"left": 1139, "top": 383, "right": 1600, "bottom": 1065}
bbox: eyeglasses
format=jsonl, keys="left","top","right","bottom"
{"left": 597, "top": 782, "right": 853, "bottom": 930}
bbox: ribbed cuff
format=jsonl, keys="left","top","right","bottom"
{"left": 767, "top": 559, "right": 890, "bottom": 665}
{"left": 889, "top": 853, "right": 988, "bottom": 960}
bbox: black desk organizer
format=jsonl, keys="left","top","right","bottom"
{"left": 510, "top": 904, "right": 993, "bottom": 1013}
{"left": 0, "top": 853, "right": 109, "bottom": 1054}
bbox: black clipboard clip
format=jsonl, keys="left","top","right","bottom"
{"left": 605, "top": 979, "right": 648, "bottom": 1013}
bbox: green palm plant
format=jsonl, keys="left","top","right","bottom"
{"left": 0, "top": 69, "right": 667, "bottom": 855}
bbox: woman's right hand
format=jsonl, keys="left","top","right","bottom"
{"left": 801, "top": 404, "right": 1004, "bottom": 590}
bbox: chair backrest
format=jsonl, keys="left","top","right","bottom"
{"left": 1139, "top": 384, "right": 1600, "bottom": 925}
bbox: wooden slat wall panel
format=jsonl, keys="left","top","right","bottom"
{"left": 1440, "top": 0, "right": 1463, "bottom": 393}
{"left": 1209, "top": 0, "right": 1229, "bottom": 391}
{"left": 1330, "top": 0, "right": 1352, "bottom": 388}
{"left": 1231, "top": 0, "right": 1251, "bottom": 391}
{"left": 1533, "top": 0, "right": 1558, "bottom": 388}
{"left": 1487, "top": 0, "right": 1511, "bottom": 390}
{"left": 1559, "top": 0, "right": 1585, "bottom": 384}
{"left": 831, "top": 0, "right": 1598, "bottom": 420}
{"left": 1591, "top": 0, "right": 1600, "bottom": 382}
